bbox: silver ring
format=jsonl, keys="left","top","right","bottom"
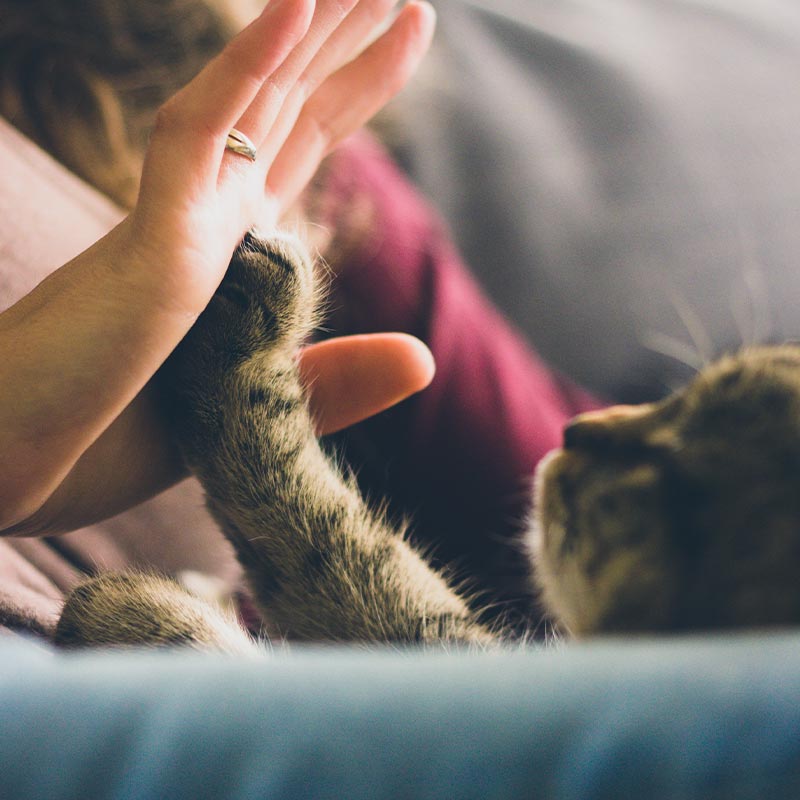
{"left": 225, "top": 128, "right": 257, "bottom": 162}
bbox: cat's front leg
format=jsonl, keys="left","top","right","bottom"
{"left": 54, "top": 572, "right": 258, "bottom": 654}
{"left": 163, "top": 233, "right": 495, "bottom": 645}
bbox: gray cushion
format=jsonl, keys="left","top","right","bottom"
{"left": 395, "top": 0, "right": 800, "bottom": 400}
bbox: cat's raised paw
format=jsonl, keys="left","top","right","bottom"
{"left": 216, "top": 231, "right": 317, "bottom": 353}
{"left": 159, "top": 230, "right": 318, "bottom": 440}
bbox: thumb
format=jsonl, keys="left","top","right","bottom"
{"left": 298, "top": 333, "right": 436, "bottom": 435}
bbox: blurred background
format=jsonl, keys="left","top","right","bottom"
{"left": 384, "top": 0, "right": 800, "bottom": 402}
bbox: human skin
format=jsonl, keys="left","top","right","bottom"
{"left": 0, "top": 0, "right": 436, "bottom": 534}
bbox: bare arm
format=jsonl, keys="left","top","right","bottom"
{"left": 0, "top": 0, "right": 436, "bottom": 534}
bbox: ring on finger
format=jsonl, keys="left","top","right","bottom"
{"left": 225, "top": 128, "right": 258, "bottom": 162}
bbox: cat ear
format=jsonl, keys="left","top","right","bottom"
{"left": 563, "top": 403, "right": 681, "bottom": 452}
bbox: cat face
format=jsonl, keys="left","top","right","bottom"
{"left": 531, "top": 345, "right": 800, "bottom": 635}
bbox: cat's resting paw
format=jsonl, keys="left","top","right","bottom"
{"left": 54, "top": 573, "right": 257, "bottom": 654}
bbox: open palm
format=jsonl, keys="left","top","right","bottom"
{"left": 129, "top": 0, "right": 436, "bottom": 316}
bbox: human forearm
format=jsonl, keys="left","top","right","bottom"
{"left": 2, "top": 382, "right": 185, "bottom": 536}
{"left": 0, "top": 222, "right": 196, "bottom": 527}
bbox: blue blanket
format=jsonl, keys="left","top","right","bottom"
{"left": 2, "top": 634, "right": 799, "bottom": 798}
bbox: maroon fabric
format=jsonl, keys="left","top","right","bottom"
{"left": 321, "top": 135, "right": 601, "bottom": 624}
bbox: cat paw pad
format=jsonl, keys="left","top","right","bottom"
{"left": 219, "top": 230, "right": 316, "bottom": 350}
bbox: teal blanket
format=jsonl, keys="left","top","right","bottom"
{"left": 1, "top": 634, "right": 798, "bottom": 798}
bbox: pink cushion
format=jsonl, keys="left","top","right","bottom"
{"left": 0, "top": 118, "right": 238, "bottom": 636}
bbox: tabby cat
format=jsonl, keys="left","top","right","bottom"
{"left": 533, "top": 344, "right": 800, "bottom": 635}
{"left": 54, "top": 234, "right": 800, "bottom": 650}
{"left": 5, "top": 0, "right": 799, "bottom": 647}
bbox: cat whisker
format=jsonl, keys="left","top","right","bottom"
{"left": 730, "top": 252, "right": 772, "bottom": 349}
{"left": 640, "top": 331, "right": 705, "bottom": 373}
{"left": 743, "top": 219, "right": 772, "bottom": 345}
{"left": 665, "top": 286, "right": 714, "bottom": 367}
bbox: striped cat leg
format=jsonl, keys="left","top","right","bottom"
{"left": 164, "top": 233, "right": 495, "bottom": 645}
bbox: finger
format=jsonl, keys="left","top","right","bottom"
{"left": 140, "top": 0, "right": 315, "bottom": 200}
{"left": 299, "top": 333, "right": 435, "bottom": 435}
{"left": 303, "top": 0, "right": 399, "bottom": 84}
{"left": 267, "top": 1, "right": 435, "bottom": 209}
{"left": 232, "top": 0, "right": 361, "bottom": 155}
{"left": 242, "top": 0, "right": 398, "bottom": 164}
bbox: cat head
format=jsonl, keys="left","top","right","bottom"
{"left": 530, "top": 344, "right": 800, "bottom": 635}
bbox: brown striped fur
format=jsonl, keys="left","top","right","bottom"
{"left": 531, "top": 347, "right": 800, "bottom": 636}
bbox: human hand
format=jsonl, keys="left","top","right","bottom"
{"left": 127, "top": 0, "right": 436, "bottom": 316}
{"left": 6, "top": 333, "right": 434, "bottom": 537}
{"left": 0, "top": 0, "right": 436, "bottom": 533}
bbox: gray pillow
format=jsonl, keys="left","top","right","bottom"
{"left": 393, "top": 0, "right": 800, "bottom": 401}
